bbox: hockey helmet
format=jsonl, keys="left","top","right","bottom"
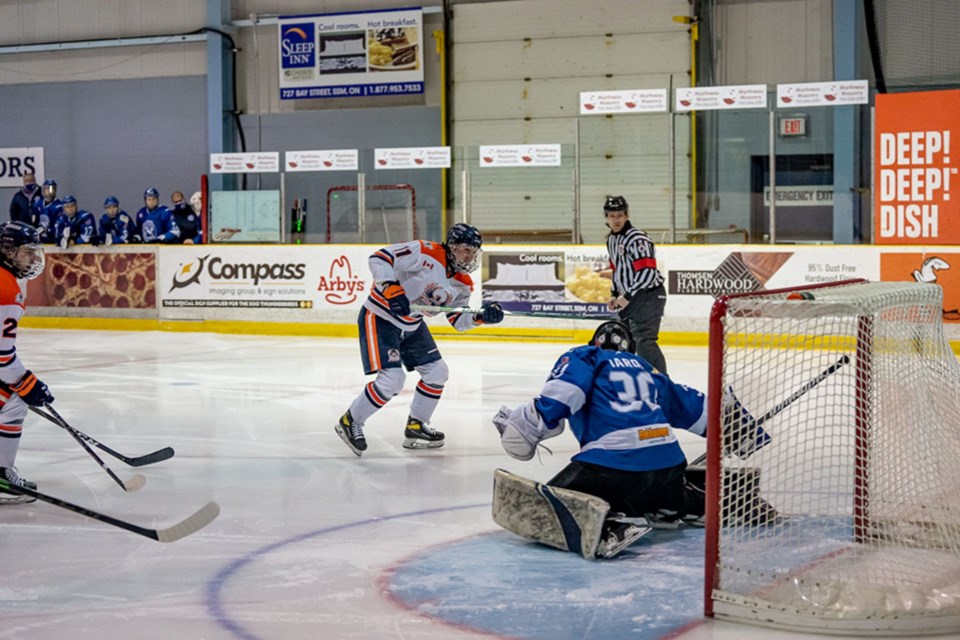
{"left": 104, "top": 196, "right": 119, "bottom": 208}
{"left": 62, "top": 195, "right": 78, "bottom": 216}
{"left": 590, "top": 320, "right": 635, "bottom": 352}
{"left": 0, "top": 221, "right": 45, "bottom": 280}
{"left": 445, "top": 223, "right": 483, "bottom": 274}
{"left": 144, "top": 187, "right": 160, "bottom": 200}
{"left": 603, "top": 195, "right": 628, "bottom": 213}
{"left": 41, "top": 179, "right": 57, "bottom": 199}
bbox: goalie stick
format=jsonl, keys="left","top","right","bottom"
{"left": 693, "top": 354, "right": 851, "bottom": 465}
{"left": 31, "top": 405, "right": 145, "bottom": 492}
{"left": 411, "top": 303, "right": 614, "bottom": 321}
{"left": 0, "top": 477, "right": 219, "bottom": 543}
{"left": 30, "top": 405, "right": 175, "bottom": 467}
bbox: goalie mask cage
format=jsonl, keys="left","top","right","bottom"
{"left": 326, "top": 184, "right": 416, "bottom": 244}
{"left": 705, "top": 279, "right": 960, "bottom": 636}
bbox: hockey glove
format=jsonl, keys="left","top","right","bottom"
{"left": 476, "top": 302, "right": 504, "bottom": 324}
{"left": 493, "top": 401, "right": 564, "bottom": 461}
{"left": 721, "top": 386, "right": 771, "bottom": 459}
{"left": 381, "top": 281, "right": 410, "bottom": 317}
{"left": 11, "top": 371, "right": 54, "bottom": 407}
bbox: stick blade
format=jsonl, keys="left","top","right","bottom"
{"left": 127, "top": 447, "right": 175, "bottom": 467}
{"left": 123, "top": 474, "right": 147, "bottom": 492}
{"left": 155, "top": 501, "right": 221, "bottom": 543}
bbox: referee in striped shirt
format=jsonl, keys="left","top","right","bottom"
{"left": 603, "top": 195, "right": 668, "bottom": 374}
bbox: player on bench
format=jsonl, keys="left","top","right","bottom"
{"left": 492, "top": 320, "right": 776, "bottom": 559}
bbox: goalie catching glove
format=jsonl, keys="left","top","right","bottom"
{"left": 493, "top": 400, "right": 564, "bottom": 461}
{"left": 722, "top": 385, "right": 771, "bottom": 459}
{"left": 11, "top": 370, "right": 54, "bottom": 407}
{"left": 380, "top": 281, "right": 410, "bottom": 317}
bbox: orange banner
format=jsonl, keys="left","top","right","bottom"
{"left": 880, "top": 252, "right": 960, "bottom": 322}
{"left": 875, "top": 90, "right": 960, "bottom": 244}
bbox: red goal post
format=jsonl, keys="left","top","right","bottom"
{"left": 704, "top": 278, "right": 960, "bottom": 635}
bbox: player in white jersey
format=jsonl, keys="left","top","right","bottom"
{"left": 0, "top": 222, "right": 55, "bottom": 502}
{"left": 335, "top": 223, "right": 504, "bottom": 456}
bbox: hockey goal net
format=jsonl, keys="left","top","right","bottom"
{"left": 705, "top": 279, "right": 960, "bottom": 635}
{"left": 326, "top": 184, "right": 416, "bottom": 244}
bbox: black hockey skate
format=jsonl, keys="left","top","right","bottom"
{"left": 335, "top": 410, "right": 367, "bottom": 457}
{"left": 596, "top": 519, "right": 653, "bottom": 559}
{"left": 0, "top": 466, "right": 37, "bottom": 504}
{"left": 402, "top": 417, "right": 444, "bottom": 450}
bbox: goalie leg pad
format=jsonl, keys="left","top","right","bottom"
{"left": 492, "top": 468, "right": 610, "bottom": 559}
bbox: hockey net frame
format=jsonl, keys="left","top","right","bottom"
{"left": 325, "top": 184, "right": 417, "bottom": 244}
{"left": 704, "top": 279, "right": 960, "bottom": 635}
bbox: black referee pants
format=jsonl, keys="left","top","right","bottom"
{"left": 620, "top": 283, "right": 667, "bottom": 374}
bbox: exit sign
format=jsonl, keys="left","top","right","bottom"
{"left": 778, "top": 115, "right": 808, "bottom": 137}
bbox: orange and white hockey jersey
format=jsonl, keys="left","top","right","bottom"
{"left": 0, "top": 268, "right": 27, "bottom": 385}
{"left": 364, "top": 240, "right": 482, "bottom": 332}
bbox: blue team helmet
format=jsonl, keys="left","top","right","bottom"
{"left": 62, "top": 195, "right": 77, "bottom": 206}
{"left": 41, "top": 179, "right": 57, "bottom": 198}
{"left": 590, "top": 320, "right": 635, "bottom": 352}
{"left": 144, "top": 187, "right": 159, "bottom": 199}
{"left": 104, "top": 196, "right": 119, "bottom": 208}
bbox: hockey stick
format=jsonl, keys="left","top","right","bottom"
{"left": 693, "top": 354, "right": 851, "bottom": 465}
{"left": 30, "top": 405, "right": 175, "bottom": 467}
{"left": 31, "top": 405, "right": 145, "bottom": 492}
{"left": 0, "top": 477, "right": 219, "bottom": 542}
{"left": 411, "top": 303, "right": 614, "bottom": 321}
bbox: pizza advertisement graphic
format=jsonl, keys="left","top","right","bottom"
{"left": 26, "top": 252, "right": 157, "bottom": 309}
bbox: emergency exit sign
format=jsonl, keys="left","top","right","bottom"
{"left": 779, "top": 115, "right": 808, "bottom": 137}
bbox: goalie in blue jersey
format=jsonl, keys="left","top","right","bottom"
{"left": 492, "top": 320, "right": 707, "bottom": 558}
{"left": 492, "top": 320, "right": 776, "bottom": 559}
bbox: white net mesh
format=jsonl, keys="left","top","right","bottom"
{"left": 709, "top": 280, "right": 960, "bottom": 635}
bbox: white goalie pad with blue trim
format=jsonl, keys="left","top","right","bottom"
{"left": 492, "top": 468, "right": 610, "bottom": 559}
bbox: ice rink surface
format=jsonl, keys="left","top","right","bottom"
{"left": 1, "top": 329, "right": 956, "bottom": 640}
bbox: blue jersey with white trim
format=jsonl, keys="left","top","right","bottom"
{"left": 534, "top": 345, "right": 706, "bottom": 471}
{"left": 99, "top": 211, "right": 135, "bottom": 244}
{"left": 54, "top": 210, "right": 98, "bottom": 245}
{"left": 32, "top": 198, "right": 62, "bottom": 243}
{"left": 135, "top": 205, "right": 180, "bottom": 243}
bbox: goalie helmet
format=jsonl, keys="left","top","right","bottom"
{"left": 0, "top": 221, "right": 45, "bottom": 280}
{"left": 445, "top": 223, "right": 483, "bottom": 274}
{"left": 590, "top": 320, "right": 635, "bottom": 352}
